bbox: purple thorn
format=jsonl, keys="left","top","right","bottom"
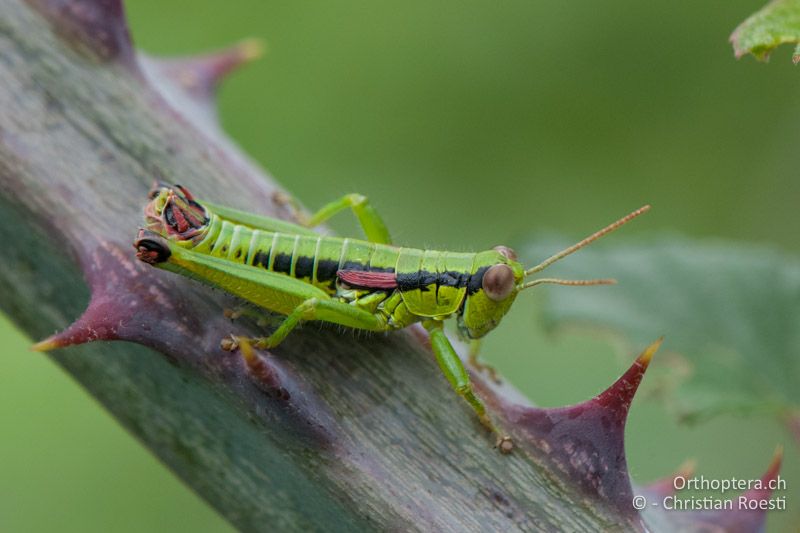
{"left": 139, "top": 40, "right": 264, "bottom": 132}
{"left": 678, "top": 447, "right": 783, "bottom": 533}
{"left": 742, "top": 446, "right": 783, "bottom": 508}
{"left": 785, "top": 411, "right": 800, "bottom": 446}
{"left": 236, "top": 338, "right": 291, "bottom": 401}
{"left": 26, "top": 0, "right": 136, "bottom": 67}
{"left": 30, "top": 240, "right": 336, "bottom": 445}
{"left": 32, "top": 241, "right": 197, "bottom": 352}
{"left": 494, "top": 339, "right": 663, "bottom": 517}
{"left": 148, "top": 39, "right": 265, "bottom": 101}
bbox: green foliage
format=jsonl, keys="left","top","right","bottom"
{"left": 521, "top": 236, "right": 800, "bottom": 425}
{"left": 732, "top": 0, "right": 800, "bottom": 62}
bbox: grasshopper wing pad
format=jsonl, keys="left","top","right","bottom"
{"left": 337, "top": 270, "right": 398, "bottom": 289}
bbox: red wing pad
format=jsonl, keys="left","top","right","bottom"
{"left": 337, "top": 270, "right": 398, "bottom": 290}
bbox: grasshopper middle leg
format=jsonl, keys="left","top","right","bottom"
{"left": 468, "top": 339, "right": 501, "bottom": 384}
{"left": 226, "top": 296, "right": 388, "bottom": 351}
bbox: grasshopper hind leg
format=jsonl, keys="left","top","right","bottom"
{"left": 270, "top": 191, "right": 393, "bottom": 244}
{"left": 304, "top": 193, "right": 393, "bottom": 245}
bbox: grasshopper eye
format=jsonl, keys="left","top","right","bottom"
{"left": 148, "top": 181, "right": 170, "bottom": 199}
{"left": 492, "top": 245, "right": 517, "bottom": 261}
{"left": 482, "top": 264, "right": 515, "bottom": 301}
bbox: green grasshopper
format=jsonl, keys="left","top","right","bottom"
{"left": 134, "top": 184, "right": 648, "bottom": 438}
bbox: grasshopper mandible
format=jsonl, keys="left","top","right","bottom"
{"left": 135, "top": 184, "right": 649, "bottom": 440}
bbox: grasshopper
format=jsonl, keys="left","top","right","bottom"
{"left": 135, "top": 184, "right": 648, "bottom": 439}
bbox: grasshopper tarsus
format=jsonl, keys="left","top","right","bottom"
{"left": 496, "top": 436, "right": 514, "bottom": 454}
{"left": 468, "top": 353, "right": 502, "bottom": 385}
{"left": 220, "top": 335, "right": 239, "bottom": 352}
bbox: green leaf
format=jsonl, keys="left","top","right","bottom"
{"left": 731, "top": 0, "right": 800, "bottom": 62}
{"left": 520, "top": 236, "right": 800, "bottom": 424}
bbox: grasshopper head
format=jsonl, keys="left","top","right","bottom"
{"left": 144, "top": 183, "right": 209, "bottom": 243}
{"left": 458, "top": 205, "right": 652, "bottom": 339}
{"left": 457, "top": 246, "right": 525, "bottom": 340}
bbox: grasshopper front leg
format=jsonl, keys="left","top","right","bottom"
{"left": 423, "top": 320, "right": 498, "bottom": 435}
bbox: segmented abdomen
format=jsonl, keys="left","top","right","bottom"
{"left": 190, "top": 215, "right": 479, "bottom": 317}
{"left": 191, "top": 215, "right": 399, "bottom": 294}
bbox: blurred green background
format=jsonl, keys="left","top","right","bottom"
{"left": 1, "top": 0, "right": 798, "bottom": 531}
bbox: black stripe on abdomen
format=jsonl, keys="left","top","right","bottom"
{"left": 295, "top": 256, "right": 314, "bottom": 279}
{"left": 252, "top": 250, "right": 270, "bottom": 269}
{"left": 272, "top": 253, "right": 291, "bottom": 274}
{"left": 251, "top": 249, "right": 322, "bottom": 282}
{"left": 341, "top": 261, "right": 394, "bottom": 273}
{"left": 314, "top": 260, "right": 394, "bottom": 284}
{"left": 396, "top": 267, "right": 487, "bottom": 293}
{"left": 316, "top": 259, "right": 339, "bottom": 283}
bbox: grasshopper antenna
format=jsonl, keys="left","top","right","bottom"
{"left": 521, "top": 277, "right": 617, "bottom": 290}
{"left": 521, "top": 205, "right": 649, "bottom": 290}
{"left": 524, "top": 205, "right": 650, "bottom": 277}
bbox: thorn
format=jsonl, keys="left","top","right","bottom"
{"left": 637, "top": 336, "right": 663, "bottom": 368}
{"left": 493, "top": 341, "right": 661, "bottom": 516}
{"left": 30, "top": 336, "right": 63, "bottom": 352}
{"left": 738, "top": 444, "right": 783, "bottom": 504}
{"left": 785, "top": 411, "right": 800, "bottom": 445}
{"left": 140, "top": 39, "right": 267, "bottom": 129}
{"left": 595, "top": 337, "right": 662, "bottom": 410}
{"left": 237, "top": 38, "right": 267, "bottom": 62}
{"left": 238, "top": 337, "right": 258, "bottom": 367}
{"left": 675, "top": 458, "right": 697, "bottom": 480}
{"left": 27, "top": 319, "right": 118, "bottom": 352}
{"left": 235, "top": 337, "right": 291, "bottom": 401}
{"left": 157, "top": 39, "right": 266, "bottom": 98}
{"left": 26, "top": 243, "right": 180, "bottom": 354}
{"left": 674, "top": 446, "right": 784, "bottom": 531}
{"left": 735, "top": 445, "right": 783, "bottom": 511}
{"left": 760, "top": 445, "right": 783, "bottom": 488}
{"left": 29, "top": 0, "right": 137, "bottom": 67}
